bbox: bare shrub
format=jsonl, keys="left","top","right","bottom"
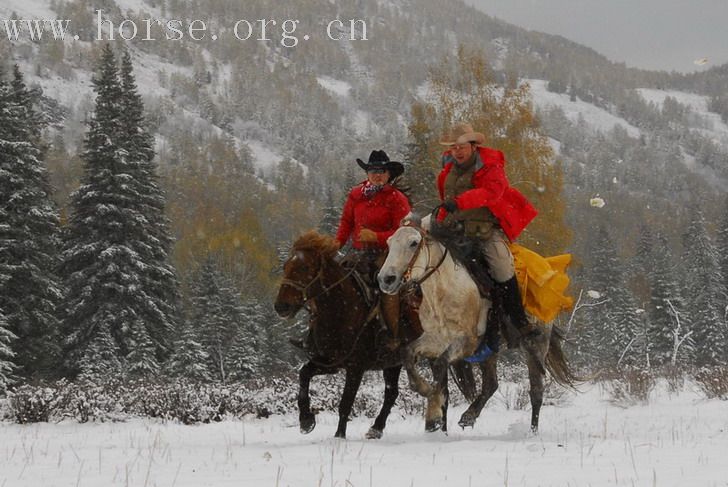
{"left": 606, "top": 367, "right": 655, "bottom": 406}
{"left": 694, "top": 366, "right": 728, "bottom": 400}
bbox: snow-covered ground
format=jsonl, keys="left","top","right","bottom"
{"left": 2, "top": 382, "right": 727, "bottom": 487}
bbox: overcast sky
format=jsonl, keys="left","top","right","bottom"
{"left": 463, "top": 0, "right": 728, "bottom": 73}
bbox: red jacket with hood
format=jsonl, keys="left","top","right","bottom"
{"left": 436, "top": 146, "right": 537, "bottom": 241}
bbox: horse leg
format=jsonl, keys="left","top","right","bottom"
{"left": 425, "top": 353, "right": 449, "bottom": 433}
{"left": 298, "top": 361, "right": 335, "bottom": 434}
{"left": 458, "top": 354, "right": 499, "bottom": 429}
{"left": 439, "top": 359, "right": 450, "bottom": 433}
{"left": 527, "top": 354, "right": 545, "bottom": 433}
{"left": 404, "top": 344, "right": 434, "bottom": 398}
{"left": 366, "top": 365, "right": 402, "bottom": 439}
{"left": 334, "top": 367, "right": 364, "bottom": 439}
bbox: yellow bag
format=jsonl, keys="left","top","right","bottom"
{"left": 509, "top": 243, "right": 574, "bottom": 323}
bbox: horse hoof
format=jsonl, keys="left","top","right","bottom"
{"left": 365, "top": 427, "right": 383, "bottom": 440}
{"left": 458, "top": 412, "right": 477, "bottom": 429}
{"left": 334, "top": 430, "right": 346, "bottom": 439}
{"left": 300, "top": 416, "right": 316, "bottom": 434}
{"left": 425, "top": 418, "right": 444, "bottom": 432}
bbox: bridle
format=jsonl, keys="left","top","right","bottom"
{"left": 280, "top": 252, "right": 357, "bottom": 308}
{"left": 399, "top": 222, "right": 448, "bottom": 290}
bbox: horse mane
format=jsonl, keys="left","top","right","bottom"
{"left": 292, "top": 231, "right": 340, "bottom": 260}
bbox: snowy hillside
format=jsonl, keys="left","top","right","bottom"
{"left": 636, "top": 87, "right": 728, "bottom": 146}
{"left": 528, "top": 79, "right": 641, "bottom": 138}
{"left": 0, "top": 0, "right": 307, "bottom": 175}
{"left": 2, "top": 381, "right": 727, "bottom": 486}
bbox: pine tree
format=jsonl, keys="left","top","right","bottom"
{"left": 76, "top": 320, "right": 122, "bottom": 383}
{"left": 118, "top": 49, "right": 180, "bottom": 365}
{"left": 318, "top": 186, "right": 342, "bottom": 235}
{"left": 638, "top": 231, "right": 689, "bottom": 367}
{"left": 60, "top": 45, "right": 175, "bottom": 378}
{"left": 229, "top": 298, "right": 262, "bottom": 380}
{"left": 718, "top": 196, "right": 728, "bottom": 323}
{"left": 680, "top": 208, "right": 726, "bottom": 366}
{"left": 0, "top": 309, "right": 17, "bottom": 391}
{"left": 166, "top": 320, "right": 211, "bottom": 382}
{"left": 581, "top": 225, "right": 624, "bottom": 367}
{"left": 0, "top": 65, "right": 63, "bottom": 379}
{"left": 607, "top": 278, "right": 647, "bottom": 369}
{"left": 189, "top": 256, "right": 245, "bottom": 383}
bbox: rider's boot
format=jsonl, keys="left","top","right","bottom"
{"left": 381, "top": 293, "right": 401, "bottom": 351}
{"left": 497, "top": 276, "right": 546, "bottom": 373}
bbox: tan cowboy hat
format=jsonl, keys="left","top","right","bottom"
{"left": 439, "top": 123, "right": 486, "bottom": 146}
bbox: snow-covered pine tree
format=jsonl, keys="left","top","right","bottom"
{"left": 256, "top": 299, "right": 300, "bottom": 374}
{"left": 598, "top": 228, "right": 646, "bottom": 368}
{"left": 118, "top": 49, "right": 180, "bottom": 365}
{"left": 229, "top": 298, "right": 262, "bottom": 380}
{"left": 607, "top": 279, "right": 648, "bottom": 369}
{"left": 636, "top": 230, "right": 690, "bottom": 367}
{"left": 189, "top": 256, "right": 245, "bottom": 383}
{"left": 0, "top": 65, "right": 63, "bottom": 379}
{"left": 718, "top": 196, "right": 728, "bottom": 324}
{"left": 0, "top": 309, "right": 17, "bottom": 391}
{"left": 60, "top": 44, "right": 174, "bottom": 378}
{"left": 680, "top": 208, "right": 726, "bottom": 366}
{"left": 166, "top": 320, "right": 211, "bottom": 382}
{"left": 76, "top": 319, "right": 122, "bottom": 382}
{"left": 318, "top": 186, "right": 342, "bottom": 235}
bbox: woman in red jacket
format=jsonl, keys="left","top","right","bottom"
{"left": 435, "top": 123, "right": 543, "bottom": 364}
{"left": 336, "top": 150, "right": 411, "bottom": 348}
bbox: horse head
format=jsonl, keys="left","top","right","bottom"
{"left": 378, "top": 225, "right": 426, "bottom": 295}
{"left": 274, "top": 231, "right": 340, "bottom": 318}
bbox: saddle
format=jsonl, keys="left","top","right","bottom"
{"left": 429, "top": 222, "right": 495, "bottom": 297}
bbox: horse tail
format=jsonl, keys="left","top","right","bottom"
{"left": 544, "top": 325, "right": 584, "bottom": 389}
{"left": 450, "top": 361, "right": 478, "bottom": 402}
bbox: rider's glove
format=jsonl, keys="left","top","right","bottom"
{"left": 358, "top": 228, "right": 378, "bottom": 243}
{"left": 442, "top": 199, "right": 459, "bottom": 213}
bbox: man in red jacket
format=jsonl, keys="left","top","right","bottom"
{"left": 435, "top": 123, "right": 543, "bottom": 364}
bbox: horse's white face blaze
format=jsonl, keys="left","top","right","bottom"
{"left": 378, "top": 227, "right": 422, "bottom": 294}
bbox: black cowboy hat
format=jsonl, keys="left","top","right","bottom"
{"left": 356, "top": 150, "right": 404, "bottom": 180}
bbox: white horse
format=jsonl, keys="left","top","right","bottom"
{"left": 378, "top": 219, "right": 576, "bottom": 432}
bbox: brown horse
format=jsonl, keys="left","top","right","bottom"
{"left": 274, "top": 231, "right": 422, "bottom": 439}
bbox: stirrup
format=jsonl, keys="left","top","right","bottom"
{"left": 464, "top": 341, "right": 495, "bottom": 363}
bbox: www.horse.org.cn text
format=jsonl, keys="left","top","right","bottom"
{"left": 1, "top": 10, "right": 369, "bottom": 47}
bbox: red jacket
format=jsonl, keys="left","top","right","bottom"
{"left": 336, "top": 182, "right": 411, "bottom": 250}
{"left": 436, "top": 146, "right": 537, "bottom": 241}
